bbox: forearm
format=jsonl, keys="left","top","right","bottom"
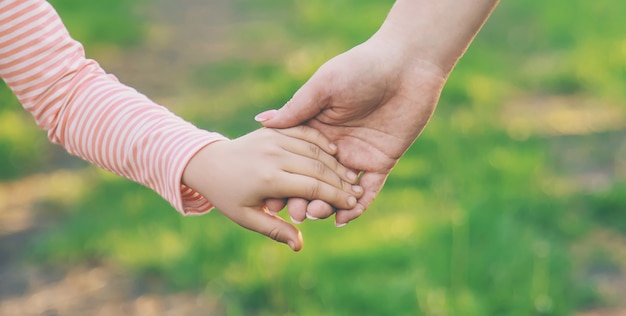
{"left": 374, "top": 0, "right": 499, "bottom": 74}
{"left": 0, "top": 0, "right": 227, "bottom": 214}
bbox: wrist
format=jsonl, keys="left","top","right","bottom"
{"left": 182, "top": 140, "right": 228, "bottom": 195}
{"left": 372, "top": 0, "right": 499, "bottom": 74}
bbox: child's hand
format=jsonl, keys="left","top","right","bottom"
{"left": 182, "top": 126, "right": 363, "bottom": 251}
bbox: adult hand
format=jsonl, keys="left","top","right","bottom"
{"left": 257, "top": 0, "right": 498, "bottom": 226}
{"left": 256, "top": 35, "right": 447, "bottom": 226}
{"left": 183, "top": 126, "right": 362, "bottom": 251}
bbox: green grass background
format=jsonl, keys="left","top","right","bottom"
{"left": 2, "top": 0, "right": 626, "bottom": 315}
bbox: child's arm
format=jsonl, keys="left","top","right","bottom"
{"left": 0, "top": 0, "right": 223, "bottom": 214}
{"left": 0, "top": 0, "right": 360, "bottom": 250}
{"left": 183, "top": 126, "right": 363, "bottom": 251}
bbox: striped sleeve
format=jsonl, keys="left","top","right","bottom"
{"left": 0, "top": 0, "right": 228, "bottom": 214}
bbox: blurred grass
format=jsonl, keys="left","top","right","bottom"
{"left": 1, "top": 0, "right": 624, "bottom": 315}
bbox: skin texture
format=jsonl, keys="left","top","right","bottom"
{"left": 258, "top": 0, "right": 499, "bottom": 226}
{"left": 182, "top": 126, "right": 363, "bottom": 251}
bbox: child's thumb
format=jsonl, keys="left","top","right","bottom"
{"left": 238, "top": 207, "right": 304, "bottom": 251}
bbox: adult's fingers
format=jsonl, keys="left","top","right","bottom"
{"left": 334, "top": 172, "right": 388, "bottom": 227}
{"left": 255, "top": 74, "right": 328, "bottom": 128}
{"left": 288, "top": 199, "right": 335, "bottom": 223}
{"left": 287, "top": 198, "right": 308, "bottom": 224}
{"left": 306, "top": 199, "right": 335, "bottom": 220}
{"left": 265, "top": 198, "right": 287, "bottom": 215}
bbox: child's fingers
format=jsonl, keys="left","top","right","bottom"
{"left": 273, "top": 127, "right": 360, "bottom": 185}
{"left": 279, "top": 154, "right": 363, "bottom": 201}
{"left": 277, "top": 135, "right": 359, "bottom": 187}
{"left": 275, "top": 173, "right": 358, "bottom": 210}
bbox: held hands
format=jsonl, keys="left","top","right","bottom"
{"left": 182, "top": 126, "right": 363, "bottom": 251}
{"left": 256, "top": 35, "right": 448, "bottom": 226}
{"left": 183, "top": 36, "right": 448, "bottom": 250}
{"left": 182, "top": 0, "right": 494, "bottom": 248}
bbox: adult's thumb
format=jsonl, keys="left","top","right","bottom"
{"left": 255, "top": 79, "right": 326, "bottom": 128}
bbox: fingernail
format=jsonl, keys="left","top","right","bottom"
{"left": 347, "top": 171, "right": 357, "bottom": 182}
{"left": 290, "top": 216, "right": 303, "bottom": 224}
{"left": 328, "top": 143, "right": 337, "bottom": 152}
{"left": 352, "top": 185, "right": 363, "bottom": 194}
{"left": 254, "top": 109, "right": 278, "bottom": 122}
{"left": 306, "top": 213, "right": 319, "bottom": 220}
{"left": 347, "top": 196, "right": 357, "bottom": 207}
{"left": 335, "top": 222, "right": 347, "bottom": 228}
{"left": 288, "top": 240, "right": 296, "bottom": 251}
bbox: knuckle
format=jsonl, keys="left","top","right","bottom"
{"left": 258, "top": 169, "right": 276, "bottom": 185}
{"left": 349, "top": 205, "right": 365, "bottom": 218}
{"left": 334, "top": 190, "right": 345, "bottom": 207}
{"left": 295, "top": 125, "right": 309, "bottom": 135}
{"left": 307, "top": 182, "right": 321, "bottom": 200}
{"left": 309, "top": 143, "right": 322, "bottom": 158}
{"left": 342, "top": 179, "right": 352, "bottom": 192}
{"left": 268, "top": 226, "right": 281, "bottom": 242}
{"left": 265, "top": 147, "right": 280, "bottom": 158}
{"left": 355, "top": 207, "right": 365, "bottom": 216}
{"left": 330, "top": 174, "right": 345, "bottom": 191}
{"left": 313, "top": 160, "right": 327, "bottom": 176}
{"left": 256, "top": 128, "right": 271, "bottom": 138}
{"left": 259, "top": 144, "right": 281, "bottom": 158}
{"left": 263, "top": 129, "right": 280, "bottom": 142}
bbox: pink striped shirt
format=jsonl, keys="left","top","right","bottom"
{"left": 0, "top": 0, "right": 227, "bottom": 214}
